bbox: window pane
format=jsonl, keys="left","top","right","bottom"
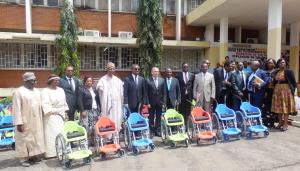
{"left": 86, "top": 0, "right": 96, "bottom": 9}
{"left": 111, "top": 0, "right": 119, "bottom": 11}
{"left": 131, "top": 0, "right": 139, "bottom": 11}
{"left": 48, "top": 0, "right": 58, "bottom": 6}
{"left": 32, "top": 0, "right": 44, "bottom": 5}
{"left": 99, "top": 0, "right": 108, "bottom": 10}
{"left": 166, "top": 0, "right": 175, "bottom": 14}
{"left": 122, "top": 0, "right": 131, "bottom": 11}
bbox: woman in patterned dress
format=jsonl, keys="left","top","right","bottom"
{"left": 271, "top": 58, "right": 297, "bottom": 131}
{"left": 78, "top": 76, "right": 101, "bottom": 145}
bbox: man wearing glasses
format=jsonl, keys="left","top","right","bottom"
{"left": 123, "top": 64, "right": 147, "bottom": 113}
{"left": 59, "top": 65, "right": 81, "bottom": 121}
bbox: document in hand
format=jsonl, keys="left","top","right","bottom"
{"left": 253, "top": 75, "right": 265, "bottom": 86}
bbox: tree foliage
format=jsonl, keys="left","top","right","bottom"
{"left": 136, "top": 0, "right": 163, "bottom": 78}
{"left": 55, "top": 0, "right": 80, "bottom": 77}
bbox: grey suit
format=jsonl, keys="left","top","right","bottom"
{"left": 59, "top": 76, "right": 81, "bottom": 120}
{"left": 193, "top": 72, "right": 215, "bottom": 112}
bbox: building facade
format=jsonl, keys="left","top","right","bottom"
{"left": 0, "top": 0, "right": 299, "bottom": 92}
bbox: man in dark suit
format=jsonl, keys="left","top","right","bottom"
{"left": 213, "top": 61, "right": 237, "bottom": 107}
{"left": 59, "top": 66, "right": 81, "bottom": 120}
{"left": 175, "top": 63, "right": 194, "bottom": 123}
{"left": 247, "top": 60, "right": 268, "bottom": 109}
{"left": 164, "top": 68, "right": 181, "bottom": 109}
{"left": 123, "top": 64, "right": 146, "bottom": 113}
{"left": 145, "top": 67, "right": 165, "bottom": 136}
{"left": 232, "top": 62, "right": 248, "bottom": 110}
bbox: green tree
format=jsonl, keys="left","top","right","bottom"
{"left": 136, "top": 0, "right": 163, "bottom": 78}
{"left": 55, "top": 0, "right": 80, "bottom": 77}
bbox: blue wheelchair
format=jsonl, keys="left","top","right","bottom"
{"left": 212, "top": 104, "right": 241, "bottom": 141}
{"left": 236, "top": 102, "right": 269, "bottom": 139}
{"left": 125, "top": 112, "right": 155, "bottom": 155}
{"left": 0, "top": 115, "right": 15, "bottom": 148}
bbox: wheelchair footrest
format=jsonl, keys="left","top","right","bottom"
{"left": 167, "top": 118, "right": 183, "bottom": 123}
{"left": 194, "top": 116, "right": 209, "bottom": 121}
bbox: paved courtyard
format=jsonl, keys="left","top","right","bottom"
{"left": 1, "top": 126, "right": 300, "bottom": 171}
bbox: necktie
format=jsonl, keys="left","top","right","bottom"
{"left": 167, "top": 78, "right": 171, "bottom": 91}
{"left": 69, "top": 78, "right": 75, "bottom": 92}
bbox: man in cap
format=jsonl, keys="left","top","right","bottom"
{"left": 97, "top": 62, "right": 123, "bottom": 130}
{"left": 12, "top": 72, "right": 45, "bottom": 167}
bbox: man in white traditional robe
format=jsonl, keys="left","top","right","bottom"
{"left": 97, "top": 62, "right": 123, "bottom": 130}
{"left": 12, "top": 72, "right": 45, "bottom": 167}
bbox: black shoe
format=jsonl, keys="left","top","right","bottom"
{"left": 155, "top": 130, "right": 161, "bottom": 137}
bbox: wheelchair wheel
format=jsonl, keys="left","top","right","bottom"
{"left": 264, "top": 131, "right": 269, "bottom": 137}
{"left": 83, "top": 157, "right": 92, "bottom": 164}
{"left": 160, "top": 121, "right": 167, "bottom": 144}
{"left": 126, "top": 127, "right": 132, "bottom": 150}
{"left": 246, "top": 132, "right": 252, "bottom": 139}
{"left": 117, "top": 149, "right": 125, "bottom": 157}
{"left": 64, "top": 160, "right": 72, "bottom": 169}
{"left": 55, "top": 134, "right": 66, "bottom": 165}
{"left": 185, "top": 139, "right": 189, "bottom": 148}
{"left": 133, "top": 147, "right": 139, "bottom": 155}
{"left": 236, "top": 111, "right": 247, "bottom": 136}
{"left": 170, "top": 141, "right": 176, "bottom": 148}
{"left": 123, "top": 125, "right": 129, "bottom": 148}
{"left": 187, "top": 116, "right": 196, "bottom": 142}
{"left": 149, "top": 143, "right": 155, "bottom": 152}
{"left": 100, "top": 152, "right": 106, "bottom": 160}
{"left": 212, "top": 113, "right": 223, "bottom": 141}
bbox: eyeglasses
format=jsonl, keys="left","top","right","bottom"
{"left": 134, "top": 68, "right": 140, "bottom": 71}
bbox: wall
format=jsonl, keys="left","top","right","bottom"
{"left": 0, "top": 70, "right": 131, "bottom": 88}
{"left": 0, "top": 4, "right": 204, "bottom": 40}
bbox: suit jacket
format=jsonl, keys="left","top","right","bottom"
{"left": 175, "top": 72, "right": 194, "bottom": 100}
{"left": 59, "top": 76, "right": 80, "bottom": 111}
{"left": 77, "top": 87, "right": 100, "bottom": 112}
{"left": 233, "top": 70, "right": 248, "bottom": 94}
{"left": 213, "top": 68, "right": 236, "bottom": 96}
{"left": 145, "top": 77, "right": 165, "bottom": 106}
{"left": 193, "top": 72, "right": 216, "bottom": 102}
{"left": 164, "top": 77, "right": 181, "bottom": 107}
{"left": 246, "top": 69, "right": 268, "bottom": 99}
{"left": 273, "top": 69, "right": 297, "bottom": 94}
{"left": 123, "top": 74, "right": 146, "bottom": 109}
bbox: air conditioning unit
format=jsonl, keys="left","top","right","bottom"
{"left": 118, "top": 31, "right": 133, "bottom": 38}
{"left": 84, "top": 30, "right": 100, "bottom": 38}
{"left": 246, "top": 38, "right": 258, "bottom": 44}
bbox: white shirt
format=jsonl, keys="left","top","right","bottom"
{"left": 183, "top": 72, "right": 189, "bottom": 84}
{"left": 89, "top": 87, "right": 97, "bottom": 109}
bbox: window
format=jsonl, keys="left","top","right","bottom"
{"left": 24, "top": 44, "right": 48, "bottom": 68}
{"left": 48, "top": 0, "right": 59, "bottom": 6}
{"left": 122, "top": 0, "right": 139, "bottom": 12}
{"left": 161, "top": 48, "right": 202, "bottom": 72}
{"left": 78, "top": 45, "right": 97, "bottom": 70}
{"left": 121, "top": 47, "right": 138, "bottom": 69}
{"left": 166, "top": 0, "right": 176, "bottom": 15}
{"left": 0, "top": 43, "right": 21, "bottom": 68}
{"left": 111, "top": 0, "right": 119, "bottom": 11}
{"left": 32, "top": 0, "right": 44, "bottom": 5}
{"left": 98, "top": 0, "right": 108, "bottom": 10}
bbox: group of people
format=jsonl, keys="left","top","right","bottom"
{"left": 12, "top": 57, "right": 297, "bottom": 167}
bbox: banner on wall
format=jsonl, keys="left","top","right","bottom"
{"left": 228, "top": 44, "right": 267, "bottom": 62}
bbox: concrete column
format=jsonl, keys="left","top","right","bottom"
{"left": 281, "top": 27, "right": 287, "bottom": 45}
{"left": 176, "top": 0, "right": 182, "bottom": 40}
{"left": 235, "top": 26, "right": 242, "bottom": 43}
{"left": 108, "top": 0, "right": 112, "bottom": 37}
{"left": 219, "top": 17, "right": 228, "bottom": 63}
{"left": 204, "top": 24, "right": 214, "bottom": 42}
{"left": 267, "top": 0, "right": 282, "bottom": 60}
{"left": 25, "top": 0, "right": 32, "bottom": 34}
{"left": 290, "top": 22, "right": 300, "bottom": 81}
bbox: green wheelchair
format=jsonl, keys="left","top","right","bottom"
{"left": 161, "top": 109, "right": 189, "bottom": 148}
{"left": 55, "top": 121, "right": 93, "bottom": 169}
